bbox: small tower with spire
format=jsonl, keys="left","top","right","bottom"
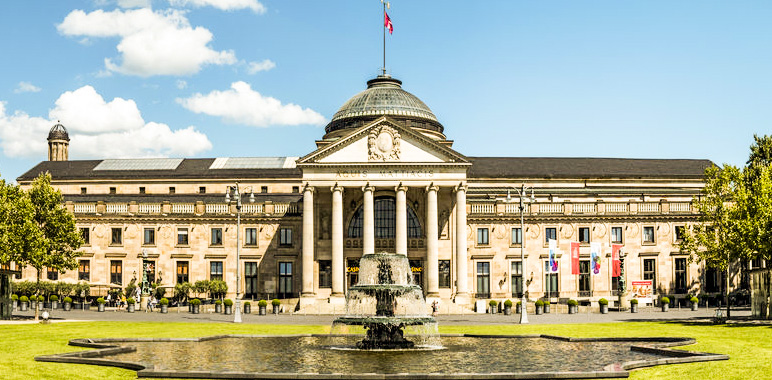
{"left": 47, "top": 121, "right": 70, "bottom": 161}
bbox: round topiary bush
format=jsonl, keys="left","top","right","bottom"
{"left": 11, "top": 294, "right": 18, "bottom": 301}
{"left": 535, "top": 299, "right": 544, "bottom": 307}
{"left": 63, "top": 296, "right": 72, "bottom": 303}
{"left": 159, "top": 298, "right": 169, "bottom": 305}
{"left": 598, "top": 298, "right": 609, "bottom": 306}
{"left": 489, "top": 300, "right": 498, "bottom": 307}
{"left": 567, "top": 299, "right": 578, "bottom": 306}
{"left": 544, "top": 300, "right": 551, "bottom": 305}
{"left": 272, "top": 299, "right": 281, "bottom": 306}
{"left": 630, "top": 298, "right": 639, "bottom": 305}
{"left": 97, "top": 297, "right": 106, "bottom": 304}
{"left": 190, "top": 299, "right": 201, "bottom": 306}
{"left": 661, "top": 296, "right": 670, "bottom": 304}
{"left": 503, "top": 299, "right": 513, "bottom": 307}
{"left": 215, "top": 300, "right": 222, "bottom": 305}
{"left": 49, "top": 295, "right": 59, "bottom": 302}
{"left": 244, "top": 301, "right": 251, "bottom": 306}
{"left": 127, "top": 297, "right": 136, "bottom": 305}
{"left": 20, "top": 296, "right": 29, "bottom": 302}
{"left": 690, "top": 296, "right": 699, "bottom": 304}
{"left": 224, "top": 299, "right": 233, "bottom": 307}
{"left": 258, "top": 299, "right": 268, "bottom": 307}
{"left": 37, "top": 295, "right": 45, "bottom": 302}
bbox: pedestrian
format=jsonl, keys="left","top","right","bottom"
{"left": 106, "top": 293, "right": 112, "bottom": 308}
{"left": 119, "top": 294, "right": 126, "bottom": 311}
{"left": 431, "top": 300, "right": 439, "bottom": 317}
{"left": 147, "top": 295, "right": 156, "bottom": 312}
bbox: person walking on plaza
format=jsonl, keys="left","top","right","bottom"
{"left": 119, "top": 294, "right": 126, "bottom": 311}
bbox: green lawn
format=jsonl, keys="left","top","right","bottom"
{"left": 0, "top": 321, "right": 769, "bottom": 379}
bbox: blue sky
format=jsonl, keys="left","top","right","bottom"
{"left": 1, "top": 1, "right": 771, "bottom": 182}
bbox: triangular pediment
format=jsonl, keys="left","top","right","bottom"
{"left": 297, "top": 117, "right": 468, "bottom": 166}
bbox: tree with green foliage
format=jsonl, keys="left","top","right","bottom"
{"left": 0, "top": 179, "right": 44, "bottom": 271}
{"left": 16, "top": 173, "right": 83, "bottom": 320}
{"left": 738, "top": 135, "right": 772, "bottom": 263}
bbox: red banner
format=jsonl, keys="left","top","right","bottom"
{"left": 571, "top": 242, "right": 580, "bottom": 275}
{"left": 612, "top": 244, "right": 623, "bottom": 277}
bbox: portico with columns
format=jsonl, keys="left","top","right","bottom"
{"left": 296, "top": 116, "right": 471, "bottom": 308}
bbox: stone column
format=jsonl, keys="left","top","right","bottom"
{"left": 395, "top": 184, "right": 408, "bottom": 256}
{"left": 363, "top": 185, "right": 375, "bottom": 256}
{"left": 301, "top": 186, "right": 315, "bottom": 298}
{"left": 455, "top": 185, "right": 470, "bottom": 303}
{"left": 331, "top": 185, "right": 344, "bottom": 299}
{"left": 426, "top": 185, "right": 439, "bottom": 297}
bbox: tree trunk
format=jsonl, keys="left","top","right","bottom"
{"left": 34, "top": 270, "right": 41, "bottom": 322}
{"left": 725, "top": 265, "right": 731, "bottom": 320}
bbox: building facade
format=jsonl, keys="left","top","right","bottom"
{"left": 17, "top": 75, "right": 718, "bottom": 312}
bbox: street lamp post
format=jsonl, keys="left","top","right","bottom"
{"left": 509, "top": 184, "right": 535, "bottom": 324}
{"left": 226, "top": 182, "right": 254, "bottom": 323}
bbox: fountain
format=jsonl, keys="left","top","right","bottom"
{"left": 331, "top": 252, "right": 438, "bottom": 349}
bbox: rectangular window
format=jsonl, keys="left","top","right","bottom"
{"left": 477, "top": 227, "right": 489, "bottom": 246}
{"left": 278, "top": 262, "right": 293, "bottom": 298}
{"left": 211, "top": 228, "right": 223, "bottom": 246}
{"left": 176, "top": 261, "right": 189, "bottom": 284}
{"left": 261, "top": 186, "right": 268, "bottom": 193}
{"left": 511, "top": 261, "right": 523, "bottom": 298}
{"left": 705, "top": 266, "right": 722, "bottom": 293}
{"left": 279, "top": 228, "right": 292, "bottom": 247}
{"left": 80, "top": 187, "right": 87, "bottom": 194}
{"left": 439, "top": 260, "right": 451, "bottom": 288}
{"left": 111, "top": 227, "right": 122, "bottom": 245}
{"left": 319, "top": 260, "right": 332, "bottom": 288}
{"left": 643, "top": 258, "right": 657, "bottom": 290}
{"left": 611, "top": 227, "right": 623, "bottom": 244}
{"left": 578, "top": 260, "right": 591, "bottom": 296}
{"left": 476, "top": 262, "right": 490, "bottom": 298}
{"left": 245, "top": 227, "right": 258, "bottom": 246}
{"left": 210, "top": 261, "right": 223, "bottom": 281}
{"left": 545, "top": 227, "right": 557, "bottom": 243}
{"left": 199, "top": 186, "right": 206, "bottom": 194}
{"left": 244, "top": 262, "right": 259, "bottom": 299}
{"left": 674, "top": 226, "right": 685, "bottom": 242}
{"left": 139, "top": 187, "right": 145, "bottom": 194}
{"left": 511, "top": 227, "right": 522, "bottom": 246}
{"left": 47, "top": 267, "right": 58, "bottom": 281}
{"left": 109, "top": 187, "right": 116, "bottom": 194}
{"left": 145, "top": 260, "right": 156, "bottom": 284}
{"left": 78, "top": 260, "right": 90, "bottom": 281}
{"left": 292, "top": 186, "right": 299, "bottom": 193}
{"left": 110, "top": 260, "right": 122, "bottom": 285}
{"left": 579, "top": 227, "right": 590, "bottom": 244}
{"left": 143, "top": 228, "right": 155, "bottom": 245}
{"left": 80, "top": 227, "right": 90, "bottom": 245}
{"left": 169, "top": 187, "right": 176, "bottom": 194}
{"left": 674, "top": 258, "right": 687, "bottom": 293}
{"left": 544, "top": 261, "right": 559, "bottom": 297}
{"left": 177, "top": 228, "right": 189, "bottom": 246}
{"left": 643, "top": 226, "right": 655, "bottom": 243}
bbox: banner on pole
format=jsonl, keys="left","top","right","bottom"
{"left": 612, "top": 244, "right": 623, "bottom": 277}
{"left": 548, "top": 239, "right": 558, "bottom": 273}
{"left": 590, "top": 242, "right": 601, "bottom": 275}
{"left": 570, "top": 242, "right": 580, "bottom": 275}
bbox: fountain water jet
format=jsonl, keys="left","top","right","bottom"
{"left": 332, "top": 252, "right": 439, "bottom": 349}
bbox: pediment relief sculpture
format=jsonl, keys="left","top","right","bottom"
{"left": 368, "top": 125, "right": 401, "bottom": 161}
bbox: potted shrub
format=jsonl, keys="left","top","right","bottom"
{"left": 543, "top": 300, "right": 551, "bottom": 314}
{"left": 97, "top": 297, "right": 106, "bottom": 312}
{"left": 535, "top": 299, "right": 544, "bottom": 315}
{"left": 159, "top": 297, "right": 169, "bottom": 313}
{"left": 11, "top": 294, "right": 18, "bottom": 311}
{"left": 567, "top": 299, "right": 578, "bottom": 314}
{"left": 224, "top": 299, "right": 233, "bottom": 315}
{"left": 660, "top": 296, "right": 670, "bottom": 312}
{"left": 272, "top": 299, "right": 281, "bottom": 314}
{"left": 29, "top": 295, "right": 37, "bottom": 310}
{"left": 258, "top": 300, "right": 267, "bottom": 315}
{"left": 62, "top": 296, "right": 72, "bottom": 311}
{"left": 488, "top": 300, "right": 498, "bottom": 314}
{"left": 127, "top": 297, "right": 136, "bottom": 313}
{"left": 503, "top": 299, "right": 512, "bottom": 315}
{"left": 19, "top": 295, "right": 29, "bottom": 311}
{"left": 516, "top": 301, "right": 522, "bottom": 314}
{"left": 214, "top": 299, "right": 223, "bottom": 313}
{"left": 690, "top": 296, "right": 699, "bottom": 311}
{"left": 630, "top": 298, "right": 639, "bottom": 313}
{"left": 244, "top": 301, "right": 251, "bottom": 314}
{"left": 599, "top": 298, "right": 609, "bottom": 314}
{"left": 190, "top": 298, "right": 201, "bottom": 314}
{"left": 49, "top": 295, "right": 59, "bottom": 310}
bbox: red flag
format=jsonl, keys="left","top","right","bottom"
{"left": 612, "top": 244, "right": 623, "bottom": 277}
{"left": 571, "top": 242, "right": 580, "bottom": 275}
{"left": 384, "top": 11, "right": 393, "bottom": 34}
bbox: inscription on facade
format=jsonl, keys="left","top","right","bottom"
{"left": 335, "top": 169, "right": 435, "bottom": 179}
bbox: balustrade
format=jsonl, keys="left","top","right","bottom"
{"left": 572, "top": 203, "right": 597, "bottom": 214}
{"left": 171, "top": 203, "right": 195, "bottom": 214}
{"left": 539, "top": 203, "right": 564, "bottom": 214}
{"left": 638, "top": 202, "right": 661, "bottom": 213}
{"left": 205, "top": 204, "right": 229, "bottom": 214}
{"left": 670, "top": 202, "right": 692, "bottom": 213}
{"left": 73, "top": 203, "right": 96, "bottom": 214}
{"left": 470, "top": 203, "right": 496, "bottom": 214}
{"left": 605, "top": 203, "right": 628, "bottom": 213}
{"left": 138, "top": 204, "right": 161, "bottom": 214}
{"left": 105, "top": 203, "right": 127, "bottom": 214}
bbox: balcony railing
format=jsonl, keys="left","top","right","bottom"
{"left": 639, "top": 202, "right": 661, "bottom": 213}
{"left": 539, "top": 203, "right": 564, "bottom": 214}
{"left": 605, "top": 203, "right": 628, "bottom": 213}
{"left": 105, "top": 203, "right": 127, "bottom": 214}
{"left": 670, "top": 202, "right": 692, "bottom": 213}
{"left": 138, "top": 204, "right": 160, "bottom": 214}
{"left": 205, "top": 204, "right": 229, "bottom": 214}
{"left": 171, "top": 204, "right": 195, "bottom": 214}
{"left": 572, "top": 203, "right": 597, "bottom": 214}
{"left": 470, "top": 203, "right": 496, "bottom": 214}
{"left": 74, "top": 204, "right": 96, "bottom": 214}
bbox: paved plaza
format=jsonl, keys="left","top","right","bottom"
{"left": 7, "top": 305, "right": 751, "bottom": 326}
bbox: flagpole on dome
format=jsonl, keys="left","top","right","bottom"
{"left": 381, "top": 0, "right": 392, "bottom": 76}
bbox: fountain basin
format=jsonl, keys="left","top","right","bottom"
{"left": 35, "top": 334, "right": 729, "bottom": 379}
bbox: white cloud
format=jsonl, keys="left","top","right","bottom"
{"left": 14, "top": 82, "right": 41, "bottom": 93}
{"left": 176, "top": 80, "right": 188, "bottom": 89}
{"left": 0, "top": 86, "right": 212, "bottom": 159}
{"left": 247, "top": 59, "right": 276, "bottom": 74}
{"left": 57, "top": 8, "right": 237, "bottom": 77}
{"left": 177, "top": 81, "right": 326, "bottom": 127}
{"left": 169, "top": 0, "right": 266, "bottom": 14}
{"left": 118, "top": 0, "right": 151, "bottom": 8}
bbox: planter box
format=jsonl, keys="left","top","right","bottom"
{"left": 160, "top": 304, "right": 168, "bottom": 314}
{"left": 20, "top": 302, "right": 29, "bottom": 311}
{"left": 691, "top": 303, "right": 698, "bottom": 311}
{"left": 600, "top": 304, "right": 609, "bottom": 314}
{"left": 662, "top": 304, "right": 670, "bottom": 312}
{"left": 503, "top": 306, "right": 511, "bottom": 315}
{"left": 98, "top": 303, "right": 105, "bottom": 312}
{"left": 63, "top": 302, "right": 71, "bottom": 311}
{"left": 544, "top": 304, "right": 551, "bottom": 314}
{"left": 516, "top": 304, "right": 522, "bottom": 314}
{"left": 127, "top": 304, "right": 135, "bottom": 313}
{"left": 259, "top": 306, "right": 267, "bottom": 315}
{"left": 568, "top": 305, "right": 578, "bottom": 314}
{"left": 272, "top": 305, "right": 280, "bottom": 314}
{"left": 535, "top": 306, "right": 543, "bottom": 315}
{"left": 51, "top": 301, "right": 58, "bottom": 310}
{"left": 215, "top": 304, "right": 222, "bottom": 313}
{"left": 244, "top": 304, "right": 251, "bottom": 314}
{"left": 631, "top": 304, "right": 639, "bottom": 313}
{"left": 191, "top": 305, "right": 200, "bottom": 314}
{"left": 224, "top": 305, "right": 232, "bottom": 315}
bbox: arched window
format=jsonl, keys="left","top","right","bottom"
{"left": 348, "top": 196, "right": 422, "bottom": 238}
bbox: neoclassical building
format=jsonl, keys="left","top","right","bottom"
{"left": 17, "top": 75, "right": 718, "bottom": 312}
